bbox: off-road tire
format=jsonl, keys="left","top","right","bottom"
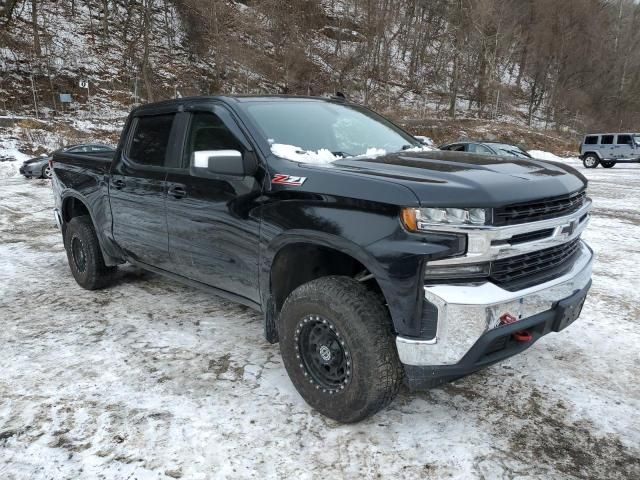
{"left": 278, "top": 276, "right": 403, "bottom": 423}
{"left": 601, "top": 161, "right": 616, "bottom": 168}
{"left": 583, "top": 154, "right": 599, "bottom": 168}
{"left": 64, "top": 216, "right": 116, "bottom": 290}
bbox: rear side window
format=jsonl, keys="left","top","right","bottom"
{"left": 127, "top": 114, "right": 175, "bottom": 166}
{"left": 600, "top": 135, "right": 614, "bottom": 145}
{"left": 617, "top": 134, "right": 632, "bottom": 144}
{"left": 584, "top": 136, "right": 598, "bottom": 145}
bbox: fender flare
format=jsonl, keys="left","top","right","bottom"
{"left": 582, "top": 150, "right": 602, "bottom": 160}
{"left": 261, "top": 229, "right": 397, "bottom": 313}
{"left": 262, "top": 229, "right": 384, "bottom": 299}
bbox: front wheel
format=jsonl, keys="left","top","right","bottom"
{"left": 278, "top": 276, "right": 403, "bottom": 423}
{"left": 41, "top": 164, "right": 53, "bottom": 179}
{"left": 601, "top": 161, "right": 616, "bottom": 168}
{"left": 583, "top": 154, "right": 599, "bottom": 168}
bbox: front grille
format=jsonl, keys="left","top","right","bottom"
{"left": 494, "top": 190, "right": 586, "bottom": 226}
{"left": 491, "top": 239, "right": 582, "bottom": 290}
{"left": 508, "top": 228, "right": 554, "bottom": 245}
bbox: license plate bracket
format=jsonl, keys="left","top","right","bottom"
{"left": 553, "top": 284, "right": 590, "bottom": 332}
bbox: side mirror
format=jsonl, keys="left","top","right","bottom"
{"left": 191, "top": 150, "right": 258, "bottom": 177}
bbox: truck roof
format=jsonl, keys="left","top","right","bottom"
{"left": 584, "top": 132, "right": 640, "bottom": 136}
{"left": 131, "top": 95, "right": 346, "bottom": 115}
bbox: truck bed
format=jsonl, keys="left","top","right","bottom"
{"left": 52, "top": 150, "right": 114, "bottom": 174}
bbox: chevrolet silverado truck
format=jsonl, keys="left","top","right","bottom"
{"left": 51, "top": 96, "right": 593, "bottom": 423}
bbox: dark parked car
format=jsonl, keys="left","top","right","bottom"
{"left": 440, "top": 140, "right": 532, "bottom": 158}
{"left": 20, "top": 144, "right": 115, "bottom": 179}
{"left": 51, "top": 96, "right": 592, "bottom": 422}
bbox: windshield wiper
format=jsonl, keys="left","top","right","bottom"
{"left": 331, "top": 151, "right": 354, "bottom": 158}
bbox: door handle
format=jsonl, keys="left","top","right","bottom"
{"left": 112, "top": 179, "right": 126, "bottom": 189}
{"left": 168, "top": 186, "right": 187, "bottom": 199}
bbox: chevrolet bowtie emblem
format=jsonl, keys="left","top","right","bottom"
{"left": 560, "top": 220, "right": 578, "bottom": 236}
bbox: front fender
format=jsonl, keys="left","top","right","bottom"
{"left": 261, "top": 226, "right": 464, "bottom": 338}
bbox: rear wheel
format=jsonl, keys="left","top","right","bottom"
{"left": 64, "top": 216, "right": 116, "bottom": 290}
{"left": 601, "top": 161, "right": 616, "bottom": 168}
{"left": 278, "top": 276, "right": 402, "bottom": 423}
{"left": 583, "top": 154, "right": 599, "bottom": 168}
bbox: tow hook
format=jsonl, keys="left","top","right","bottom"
{"left": 511, "top": 330, "right": 533, "bottom": 342}
{"left": 499, "top": 313, "right": 533, "bottom": 343}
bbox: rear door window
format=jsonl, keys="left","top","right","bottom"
{"left": 127, "top": 114, "right": 175, "bottom": 166}
{"left": 600, "top": 135, "right": 614, "bottom": 145}
{"left": 584, "top": 136, "right": 598, "bottom": 145}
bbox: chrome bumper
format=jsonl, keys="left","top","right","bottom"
{"left": 396, "top": 241, "right": 593, "bottom": 366}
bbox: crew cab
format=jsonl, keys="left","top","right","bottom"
{"left": 51, "top": 96, "right": 593, "bottom": 422}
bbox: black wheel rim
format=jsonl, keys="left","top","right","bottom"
{"left": 71, "top": 237, "right": 87, "bottom": 273}
{"left": 295, "top": 315, "right": 351, "bottom": 394}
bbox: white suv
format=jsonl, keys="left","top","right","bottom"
{"left": 579, "top": 133, "right": 640, "bottom": 168}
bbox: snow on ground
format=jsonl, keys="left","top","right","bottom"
{"left": 528, "top": 150, "right": 564, "bottom": 161}
{"left": 0, "top": 137, "right": 30, "bottom": 179}
{"left": 0, "top": 154, "right": 639, "bottom": 479}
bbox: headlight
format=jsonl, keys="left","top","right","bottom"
{"left": 424, "top": 262, "right": 490, "bottom": 280}
{"left": 401, "top": 207, "right": 489, "bottom": 231}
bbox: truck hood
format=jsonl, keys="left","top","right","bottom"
{"left": 313, "top": 150, "right": 587, "bottom": 207}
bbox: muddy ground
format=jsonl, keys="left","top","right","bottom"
{"left": 0, "top": 160, "right": 638, "bottom": 479}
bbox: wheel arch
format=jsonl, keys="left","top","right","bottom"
{"left": 61, "top": 193, "right": 92, "bottom": 227}
{"left": 60, "top": 192, "right": 123, "bottom": 266}
{"left": 263, "top": 231, "right": 393, "bottom": 343}
{"left": 583, "top": 150, "right": 602, "bottom": 160}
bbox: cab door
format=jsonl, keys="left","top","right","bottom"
{"left": 165, "top": 106, "right": 263, "bottom": 303}
{"left": 109, "top": 112, "right": 179, "bottom": 268}
{"left": 599, "top": 134, "right": 615, "bottom": 159}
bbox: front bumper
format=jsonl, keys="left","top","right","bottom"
{"left": 396, "top": 241, "right": 593, "bottom": 372}
{"left": 20, "top": 164, "right": 40, "bottom": 177}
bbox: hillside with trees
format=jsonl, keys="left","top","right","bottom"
{"left": 2, "top": 0, "right": 640, "bottom": 151}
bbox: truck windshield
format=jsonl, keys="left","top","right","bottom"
{"left": 244, "top": 101, "right": 421, "bottom": 160}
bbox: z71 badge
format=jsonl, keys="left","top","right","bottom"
{"left": 272, "top": 174, "right": 307, "bottom": 186}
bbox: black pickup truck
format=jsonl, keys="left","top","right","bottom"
{"left": 51, "top": 96, "right": 593, "bottom": 422}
